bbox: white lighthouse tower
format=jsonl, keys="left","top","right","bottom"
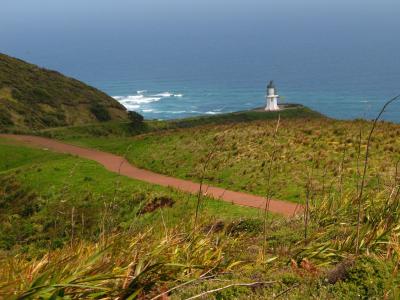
{"left": 265, "top": 80, "right": 280, "bottom": 111}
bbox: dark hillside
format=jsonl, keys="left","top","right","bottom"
{"left": 0, "top": 53, "right": 128, "bottom": 131}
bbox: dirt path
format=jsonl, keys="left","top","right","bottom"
{"left": 1, "top": 134, "right": 302, "bottom": 217}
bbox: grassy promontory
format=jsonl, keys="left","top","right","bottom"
{"left": 40, "top": 104, "right": 322, "bottom": 139}
{"left": 0, "top": 53, "right": 128, "bottom": 131}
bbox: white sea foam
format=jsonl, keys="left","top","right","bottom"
{"left": 113, "top": 90, "right": 183, "bottom": 111}
{"left": 152, "top": 110, "right": 187, "bottom": 114}
{"left": 154, "top": 92, "right": 173, "bottom": 97}
{"left": 148, "top": 110, "right": 188, "bottom": 114}
{"left": 205, "top": 111, "right": 222, "bottom": 115}
{"left": 122, "top": 104, "right": 140, "bottom": 111}
{"left": 153, "top": 92, "right": 184, "bottom": 98}
{"left": 113, "top": 95, "right": 162, "bottom": 105}
{"left": 150, "top": 110, "right": 218, "bottom": 115}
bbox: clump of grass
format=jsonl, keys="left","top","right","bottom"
{"left": 294, "top": 95, "right": 400, "bottom": 281}
{"left": 137, "top": 196, "right": 175, "bottom": 215}
{"left": 0, "top": 226, "right": 243, "bottom": 299}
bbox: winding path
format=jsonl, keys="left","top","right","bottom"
{"left": 1, "top": 134, "right": 301, "bottom": 217}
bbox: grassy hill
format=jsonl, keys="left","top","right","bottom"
{"left": 35, "top": 104, "right": 321, "bottom": 142}
{"left": 2, "top": 103, "right": 400, "bottom": 298}
{"left": 1, "top": 99, "right": 400, "bottom": 298}
{"left": 0, "top": 138, "right": 263, "bottom": 251}
{"left": 0, "top": 53, "right": 128, "bottom": 131}
{"left": 52, "top": 109, "right": 399, "bottom": 204}
{"left": 1, "top": 134, "right": 399, "bottom": 299}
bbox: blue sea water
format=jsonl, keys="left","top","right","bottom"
{"left": 1, "top": 0, "right": 400, "bottom": 121}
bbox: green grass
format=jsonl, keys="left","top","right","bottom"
{"left": 35, "top": 106, "right": 325, "bottom": 203}
{"left": 39, "top": 104, "right": 321, "bottom": 140}
{"left": 0, "top": 138, "right": 269, "bottom": 254}
{"left": 0, "top": 139, "right": 63, "bottom": 172}
{"left": 2, "top": 112, "right": 400, "bottom": 299}
{"left": 54, "top": 112, "right": 400, "bottom": 204}
{"left": 3, "top": 106, "right": 400, "bottom": 299}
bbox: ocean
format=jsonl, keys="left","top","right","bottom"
{"left": 59, "top": 46, "right": 400, "bottom": 122}
{"left": 2, "top": 0, "right": 400, "bottom": 122}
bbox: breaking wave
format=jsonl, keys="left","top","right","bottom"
{"left": 205, "top": 111, "right": 222, "bottom": 115}
{"left": 113, "top": 90, "right": 184, "bottom": 111}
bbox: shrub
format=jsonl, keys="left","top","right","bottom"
{"left": 226, "top": 218, "right": 263, "bottom": 236}
{"left": 31, "top": 87, "right": 51, "bottom": 103}
{"left": 0, "top": 108, "right": 13, "bottom": 127}
{"left": 128, "top": 110, "right": 144, "bottom": 125}
{"left": 40, "top": 112, "right": 66, "bottom": 127}
{"left": 90, "top": 103, "right": 111, "bottom": 121}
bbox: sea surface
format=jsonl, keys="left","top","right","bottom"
{"left": 54, "top": 53, "right": 400, "bottom": 122}
{"left": 2, "top": 0, "right": 400, "bottom": 122}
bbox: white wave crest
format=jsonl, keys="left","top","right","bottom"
{"left": 113, "top": 95, "right": 161, "bottom": 105}
{"left": 153, "top": 92, "right": 184, "bottom": 98}
{"left": 122, "top": 104, "right": 140, "bottom": 111}
{"left": 113, "top": 95, "right": 162, "bottom": 111}
{"left": 154, "top": 92, "right": 173, "bottom": 97}
{"left": 113, "top": 90, "right": 183, "bottom": 111}
{"left": 205, "top": 111, "right": 222, "bottom": 115}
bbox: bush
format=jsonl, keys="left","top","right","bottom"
{"left": 90, "top": 103, "right": 111, "bottom": 122}
{"left": 31, "top": 87, "right": 51, "bottom": 103}
{"left": 226, "top": 218, "right": 263, "bottom": 236}
{"left": 40, "top": 112, "right": 66, "bottom": 127}
{"left": 0, "top": 109, "right": 13, "bottom": 127}
{"left": 128, "top": 111, "right": 144, "bottom": 125}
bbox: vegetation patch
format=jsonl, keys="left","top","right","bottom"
{"left": 0, "top": 175, "right": 40, "bottom": 250}
{"left": 138, "top": 196, "right": 175, "bottom": 215}
{"left": 226, "top": 218, "right": 263, "bottom": 236}
{"left": 65, "top": 116, "right": 400, "bottom": 205}
{"left": 325, "top": 258, "right": 355, "bottom": 284}
{"left": 90, "top": 102, "right": 111, "bottom": 121}
{"left": 0, "top": 53, "right": 128, "bottom": 131}
{"left": 2, "top": 103, "right": 400, "bottom": 298}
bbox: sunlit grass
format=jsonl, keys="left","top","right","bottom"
{"left": 2, "top": 106, "right": 400, "bottom": 298}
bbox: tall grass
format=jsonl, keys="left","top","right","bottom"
{"left": 355, "top": 94, "right": 400, "bottom": 254}
{"left": 0, "top": 226, "right": 241, "bottom": 299}
{"left": 298, "top": 94, "right": 400, "bottom": 265}
{"left": 263, "top": 114, "right": 280, "bottom": 259}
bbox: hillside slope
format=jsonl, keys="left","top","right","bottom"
{"left": 58, "top": 114, "right": 400, "bottom": 204}
{"left": 0, "top": 53, "right": 128, "bottom": 131}
{"left": 1, "top": 135, "right": 398, "bottom": 299}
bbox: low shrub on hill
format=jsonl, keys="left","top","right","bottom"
{"left": 0, "top": 108, "right": 13, "bottom": 128}
{"left": 128, "top": 110, "right": 144, "bottom": 125}
{"left": 90, "top": 103, "right": 111, "bottom": 122}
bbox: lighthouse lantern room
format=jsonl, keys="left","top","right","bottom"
{"left": 265, "top": 80, "right": 280, "bottom": 111}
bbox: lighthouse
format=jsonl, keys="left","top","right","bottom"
{"left": 265, "top": 80, "right": 280, "bottom": 111}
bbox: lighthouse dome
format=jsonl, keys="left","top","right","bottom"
{"left": 267, "top": 80, "right": 276, "bottom": 89}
